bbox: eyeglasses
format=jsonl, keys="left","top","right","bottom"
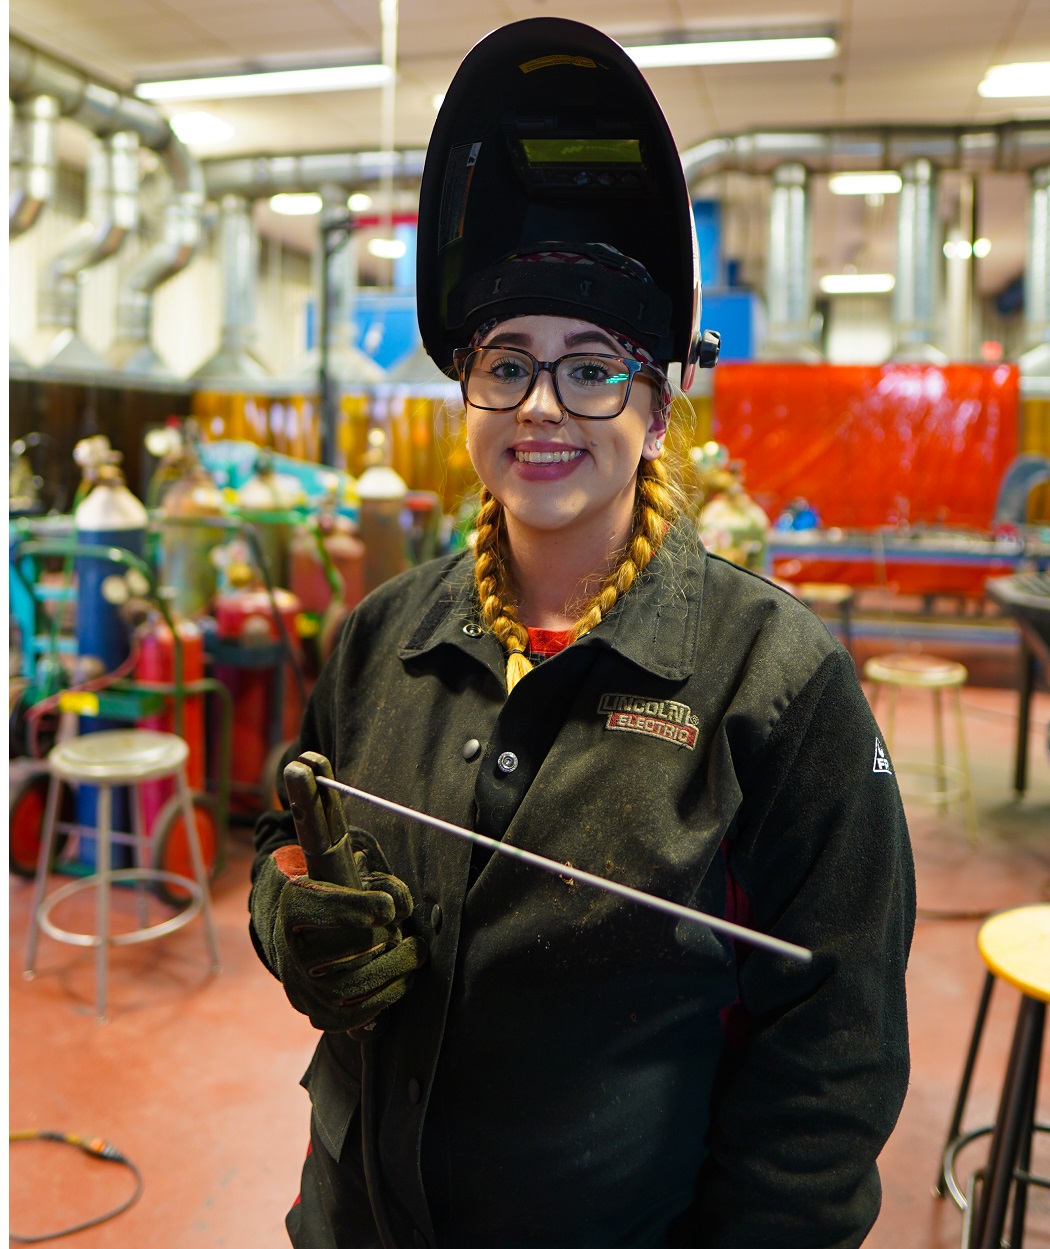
{"left": 452, "top": 345, "right": 665, "bottom": 420}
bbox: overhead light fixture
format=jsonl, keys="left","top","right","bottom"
{"left": 625, "top": 32, "right": 837, "bottom": 69}
{"left": 973, "top": 237, "right": 992, "bottom": 258}
{"left": 136, "top": 62, "right": 392, "bottom": 102}
{"left": 348, "top": 192, "right": 374, "bottom": 212}
{"left": 819, "top": 273, "right": 895, "bottom": 294}
{"left": 270, "top": 192, "right": 323, "bottom": 216}
{"left": 368, "top": 237, "right": 407, "bottom": 259}
{"left": 169, "top": 111, "right": 235, "bottom": 145}
{"left": 978, "top": 62, "right": 1050, "bottom": 98}
{"left": 828, "top": 171, "right": 903, "bottom": 196}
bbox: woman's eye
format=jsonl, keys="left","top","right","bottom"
{"left": 567, "top": 358, "right": 623, "bottom": 386}
{"left": 488, "top": 356, "right": 529, "bottom": 382}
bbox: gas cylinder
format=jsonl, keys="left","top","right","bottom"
{"left": 289, "top": 512, "right": 366, "bottom": 615}
{"left": 135, "top": 614, "right": 207, "bottom": 807}
{"left": 73, "top": 460, "right": 149, "bottom": 869}
{"left": 211, "top": 584, "right": 303, "bottom": 812}
{"left": 357, "top": 430, "right": 408, "bottom": 593}
{"left": 154, "top": 439, "right": 228, "bottom": 618}
{"left": 235, "top": 453, "right": 305, "bottom": 590}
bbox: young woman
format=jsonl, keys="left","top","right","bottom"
{"left": 250, "top": 19, "right": 915, "bottom": 1249}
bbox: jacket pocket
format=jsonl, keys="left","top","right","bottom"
{"left": 300, "top": 1040, "right": 362, "bottom": 1162}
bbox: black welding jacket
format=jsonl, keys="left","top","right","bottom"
{"left": 251, "top": 523, "right": 915, "bottom": 1249}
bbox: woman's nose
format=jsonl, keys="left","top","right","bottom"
{"left": 516, "top": 366, "right": 566, "bottom": 424}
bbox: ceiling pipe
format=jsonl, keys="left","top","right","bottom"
{"left": 9, "top": 33, "right": 206, "bottom": 358}
{"left": 191, "top": 192, "right": 270, "bottom": 382}
{"left": 38, "top": 129, "right": 140, "bottom": 370}
{"left": 892, "top": 158, "right": 947, "bottom": 363}
{"left": 10, "top": 93, "right": 60, "bottom": 236}
{"left": 199, "top": 150, "right": 427, "bottom": 200}
{"left": 759, "top": 163, "right": 822, "bottom": 361}
{"left": 1018, "top": 166, "right": 1050, "bottom": 379}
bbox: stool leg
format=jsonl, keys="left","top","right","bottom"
{"left": 952, "top": 686, "right": 979, "bottom": 845}
{"left": 130, "top": 782, "right": 150, "bottom": 930}
{"left": 1008, "top": 1006, "right": 1044, "bottom": 1249}
{"left": 176, "top": 768, "right": 220, "bottom": 972}
{"left": 932, "top": 686, "right": 948, "bottom": 813}
{"left": 935, "top": 970, "right": 996, "bottom": 1197}
{"left": 24, "top": 770, "right": 65, "bottom": 978}
{"left": 95, "top": 784, "right": 113, "bottom": 1024}
{"left": 972, "top": 997, "right": 1045, "bottom": 1249}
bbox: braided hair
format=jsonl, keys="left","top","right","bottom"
{"left": 472, "top": 451, "right": 680, "bottom": 693}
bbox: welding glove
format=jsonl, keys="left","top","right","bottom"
{"left": 250, "top": 831, "right": 427, "bottom": 1033}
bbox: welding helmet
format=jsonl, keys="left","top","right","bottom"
{"left": 416, "top": 16, "right": 718, "bottom": 391}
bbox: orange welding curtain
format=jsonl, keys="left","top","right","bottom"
{"left": 711, "top": 363, "right": 1019, "bottom": 530}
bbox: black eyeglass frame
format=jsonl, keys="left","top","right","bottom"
{"left": 452, "top": 345, "right": 667, "bottom": 420}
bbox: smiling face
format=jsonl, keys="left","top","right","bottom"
{"left": 464, "top": 315, "right": 666, "bottom": 553}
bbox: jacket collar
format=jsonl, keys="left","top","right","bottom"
{"left": 399, "top": 521, "right": 706, "bottom": 684}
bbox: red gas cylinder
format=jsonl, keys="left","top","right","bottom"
{"left": 212, "top": 586, "right": 303, "bottom": 812}
{"left": 135, "top": 614, "right": 207, "bottom": 819}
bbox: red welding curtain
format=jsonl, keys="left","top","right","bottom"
{"left": 712, "top": 363, "right": 1019, "bottom": 529}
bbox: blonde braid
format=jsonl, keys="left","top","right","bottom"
{"left": 472, "top": 487, "right": 534, "bottom": 691}
{"left": 570, "top": 456, "right": 678, "bottom": 642}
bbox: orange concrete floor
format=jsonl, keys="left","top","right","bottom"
{"left": 8, "top": 682, "right": 1050, "bottom": 1248}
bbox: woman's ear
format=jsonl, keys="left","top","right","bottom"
{"left": 641, "top": 407, "right": 669, "bottom": 462}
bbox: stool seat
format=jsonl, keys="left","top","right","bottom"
{"left": 978, "top": 905, "right": 1050, "bottom": 1003}
{"left": 48, "top": 729, "right": 189, "bottom": 785}
{"left": 863, "top": 652, "right": 968, "bottom": 687}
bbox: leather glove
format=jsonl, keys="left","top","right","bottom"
{"left": 250, "top": 830, "right": 427, "bottom": 1032}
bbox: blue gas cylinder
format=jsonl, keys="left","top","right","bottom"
{"left": 73, "top": 463, "right": 148, "bottom": 869}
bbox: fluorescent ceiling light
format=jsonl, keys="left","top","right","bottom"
{"left": 136, "top": 62, "right": 392, "bottom": 102}
{"left": 625, "top": 34, "right": 837, "bottom": 69}
{"left": 828, "top": 171, "right": 902, "bottom": 195}
{"left": 978, "top": 62, "right": 1050, "bottom": 97}
{"left": 368, "top": 238, "right": 407, "bottom": 260}
{"left": 270, "top": 192, "right": 322, "bottom": 216}
{"left": 169, "top": 111, "right": 235, "bottom": 145}
{"left": 347, "top": 192, "right": 374, "bottom": 212}
{"left": 819, "top": 273, "right": 895, "bottom": 294}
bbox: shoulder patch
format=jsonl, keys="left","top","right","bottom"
{"left": 873, "top": 737, "right": 893, "bottom": 774}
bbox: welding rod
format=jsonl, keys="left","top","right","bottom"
{"left": 314, "top": 774, "right": 812, "bottom": 963}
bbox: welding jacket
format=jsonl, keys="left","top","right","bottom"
{"left": 251, "top": 522, "right": 915, "bottom": 1249}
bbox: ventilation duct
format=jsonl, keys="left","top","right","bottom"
{"left": 292, "top": 183, "right": 386, "bottom": 386}
{"left": 10, "top": 34, "right": 205, "bottom": 367}
{"left": 10, "top": 93, "right": 60, "bottom": 236}
{"left": 759, "top": 163, "right": 821, "bottom": 361}
{"left": 192, "top": 193, "right": 270, "bottom": 382}
{"left": 1018, "top": 166, "right": 1050, "bottom": 379}
{"left": 890, "top": 158, "right": 946, "bottom": 363}
{"left": 199, "top": 150, "right": 427, "bottom": 199}
{"left": 37, "top": 129, "right": 140, "bottom": 371}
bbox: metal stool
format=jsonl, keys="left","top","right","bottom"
{"left": 863, "top": 652, "right": 978, "bottom": 841}
{"left": 794, "top": 581, "right": 855, "bottom": 657}
{"left": 935, "top": 904, "right": 1050, "bottom": 1247}
{"left": 23, "top": 728, "right": 221, "bottom": 1023}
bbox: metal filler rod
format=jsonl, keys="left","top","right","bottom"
{"left": 314, "top": 775, "right": 812, "bottom": 963}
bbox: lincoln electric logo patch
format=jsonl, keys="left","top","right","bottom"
{"left": 598, "top": 693, "right": 699, "bottom": 750}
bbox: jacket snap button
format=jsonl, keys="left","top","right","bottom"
{"left": 462, "top": 738, "right": 480, "bottom": 760}
{"left": 497, "top": 751, "right": 518, "bottom": 774}
{"left": 407, "top": 1077, "right": 422, "bottom": 1104}
{"left": 462, "top": 622, "right": 482, "bottom": 638}
{"left": 431, "top": 904, "right": 443, "bottom": 933}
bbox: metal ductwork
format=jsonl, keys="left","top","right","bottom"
{"left": 1018, "top": 166, "right": 1050, "bottom": 378}
{"left": 10, "top": 93, "right": 60, "bottom": 236}
{"left": 37, "top": 129, "right": 140, "bottom": 370}
{"left": 892, "top": 158, "right": 947, "bottom": 363}
{"left": 199, "top": 150, "right": 427, "bottom": 200}
{"left": 191, "top": 193, "right": 270, "bottom": 382}
{"left": 292, "top": 183, "right": 386, "bottom": 385}
{"left": 759, "top": 163, "right": 821, "bottom": 361}
{"left": 10, "top": 33, "right": 205, "bottom": 369}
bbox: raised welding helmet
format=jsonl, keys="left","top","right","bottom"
{"left": 416, "top": 16, "right": 718, "bottom": 391}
